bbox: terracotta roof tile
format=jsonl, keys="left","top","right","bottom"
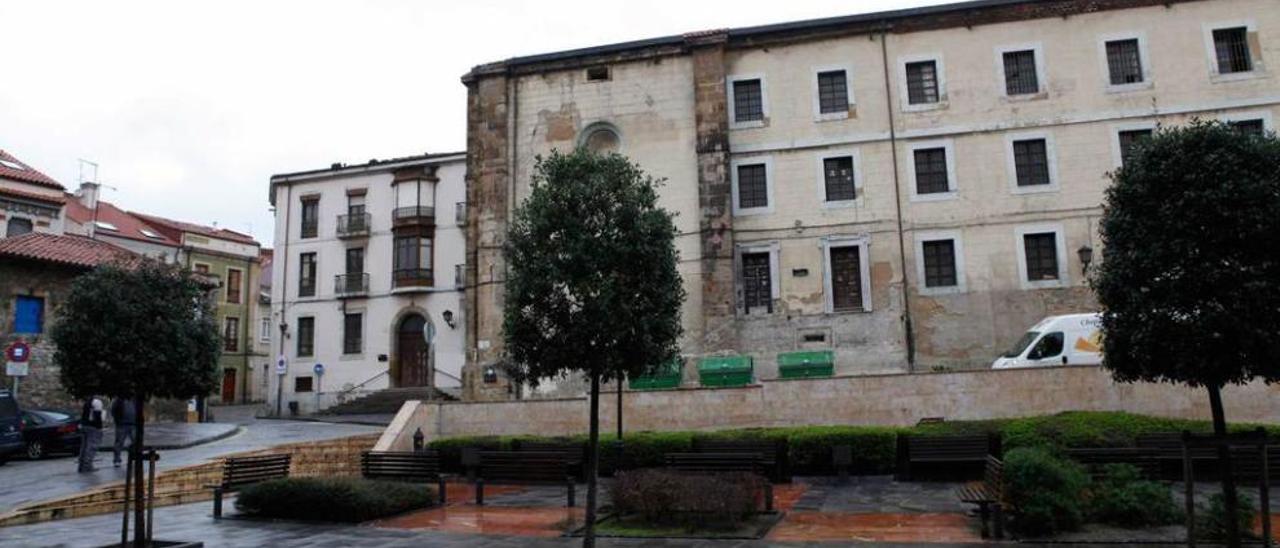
{"left": 0, "top": 186, "right": 66, "bottom": 205}
{"left": 0, "top": 150, "right": 65, "bottom": 190}
{"left": 63, "top": 197, "right": 181, "bottom": 246}
{"left": 0, "top": 232, "right": 137, "bottom": 269}
{"left": 133, "top": 213, "right": 260, "bottom": 246}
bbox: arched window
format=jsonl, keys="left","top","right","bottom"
{"left": 578, "top": 123, "right": 622, "bottom": 154}
{"left": 5, "top": 217, "right": 33, "bottom": 238}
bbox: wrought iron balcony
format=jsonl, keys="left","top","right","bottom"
{"left": 334, "top": 273, "right": 370, "bottom": 297}
{"left": 392, "top": 206, "right": 435, "bottom": 228}
{"left": 392, "top": 268, "right": 433, "bottom": 289}
{"left": 336, "top": 213, "right": 371, "bottom": 238}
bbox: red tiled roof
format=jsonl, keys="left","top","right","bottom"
{"left": 133, "top": 213, "right": 260, "bottom": 246}
{"left": 63, "top": 196, "right": 181, "bottom": 246}
{"left": 0, "top": 232, "right": 136, "bottom": 269}
{"left": 0, "top": 186, "right": 65, "bottom": 205}
{"left": 0, "top": 150, "right": 64, "bottom": 190}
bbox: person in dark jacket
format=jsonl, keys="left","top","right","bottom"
{"left": 78, "top": 396, "right": 104, "bottom": 473}
{"left": 111, "top": 397, "right": 136, "bottom": 467}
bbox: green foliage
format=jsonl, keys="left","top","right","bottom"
{"left": 51, "top": 260, "right": 220, "bottom": 401}
{"left": 1002, "top": 447, "right": 1089, "bottom": 536}
{"left": 1088, "top": 464, "right": 1182, "bottom": 527}
{"left": 609, "top": 469, "right": 764, "bottom": 530}
{"left": 503, "top": 149, "right": 686, "bottom": 386}
{"left": 234, "top": 477, "right": 435, "bottom": 522}
{"left": 785, "top": 426, "right": 900, "bottom": 475}
{"left": 1095, "top": 120, "right": 1280, "bottom": 388}
{"left": 1196, "top": 492, "right": 1257, "bottom": 541}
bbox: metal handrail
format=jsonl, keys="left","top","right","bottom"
{"left": 336, "top": 369, "right": 390, "bottom": 400}
{"left": 336, "top": 213, "right": 372, "bottom": 236}
{"left": 393, "top": 268, "right": 433, "bottom": 288}
{"left": 393, "top": 206, "right": 435, "bottom": 220}
{"left": 334, "top": 273, "right": 370, "bottom": 295}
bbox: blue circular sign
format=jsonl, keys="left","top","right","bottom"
{"left": 313, "top": 363, "right": 325, "bottom": 376}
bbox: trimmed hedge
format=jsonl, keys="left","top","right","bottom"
{"left": 234, "top": 477, "right": 435, "bottom": 522}
{"left": 425, "top": 411, "right": 1280, "bottom": 476}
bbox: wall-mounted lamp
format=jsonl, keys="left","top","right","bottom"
{"left": 1077, "top": 245, "right": 1094, "bottom": 275}
{"left": 483, "top": 366, "right": 498, "bottom": 384}
{"left": 442, "top": 309, "right": 456, "bottom": 329}
{"left": 278, "top": 321, "right": 290, "bottom": 339}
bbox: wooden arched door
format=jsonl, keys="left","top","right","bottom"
{"left": 396, "top": 314, "right": 431, "bottom": 387}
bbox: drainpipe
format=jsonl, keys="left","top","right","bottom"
{"left": 277, "top": 183, "right": 293, "bottom": 416}
{"left": 242, "top": 254, "right": 253, "bottom": 404}
{"left": 879, "top": 28, "right": 917, "bottom": 370}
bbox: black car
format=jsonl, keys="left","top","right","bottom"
{"left": 19, "top": 409, "right": 81, "bottom": 459}
{"left": 0, "top": 390, "right": 22, "bottom": 464}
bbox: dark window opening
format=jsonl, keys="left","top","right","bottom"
{"left": 294, "top": 376, "right": 313, "bottom": 393}
{"left": 922, "top": 239, "right": 958, "bottom": 288}
{"left": 733, "top": 79, "right": 764, "bottom": 123}
{"left": 300, "top": 198, "right": 319, "bottom": 239}
{"left": 1118, "top": 129, "right": 1153, "bottom": 165}
{"left": 905, "top": 60, "right": 940, "bottom": 105}
{"left": 1230, "top": 119, "right": 1265, "bottom": 136}
{"left": 5, "top": 217, "right": 33, "bottom": 238}
{"left": 913, "top": 148, "right": 950, "bottom": 194}
{"left": 823, "top": 156, "right": 856, "bottom": 202}
{"left": 586, "top": 66, "right": 610, "bottom": 81}
{"left": 817, "top": 70, "right": 849, "bottom": 114}
{"left": 346, "top": 247, "right": 365, "bottom": 274}
{"left": 299, "top": 253, "right": 317, "bottom": 297}
{"left": 1213, "top": 27, "right": 1252, "bottom": 74}
{"left": 736, "top": 163, "right": 769, "bottom": 209}
{"left": 1023, "top": 233, "right": 1059, "bottom": 281}
{"left": 343, "top": 313, "right": 362, "bottom": 355}
{"left": 393, "top": 228, "right": 433, "bottom": 286}
{"left": 741, "top": 252, "right": 772, "bottom": 313}
{"left": 223, "top": 317, "right": 240, "bottom": 353}
{"left": 296, "top": 317, "right": 315, "bottom": 357}
{"left": 1013, "top": 139, "right": 1051, "bottom": 187}
{"left": 1106, "top": 39, "right": 1144, "bottom": 85}
{"left": 1002, "top": 50, "right": 1040, "bottom": 95}
{"left": 830, "top": 246, "right": 864, "bottom": 312}
{"left": 226, "top": 268, "right": 242, "bottom": 304}
{"left": 802, "top": 333, "right": 827, "bottom": 343}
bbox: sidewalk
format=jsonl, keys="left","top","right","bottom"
{"left": 98, "top": 422, "right": 240, "bottom": 451}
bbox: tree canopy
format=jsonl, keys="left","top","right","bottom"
{"left": 52, "top": 259, "right": 221, "bottom": 401}
{"left": 503, "top": 149, "right": 685, "bottom": 386}
{"left": 1093, "top": 120, "right": 1280, "bottom": 389}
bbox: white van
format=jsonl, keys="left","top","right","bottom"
{"left": 991, "top": 313, "right": 1103, "bottom": 369}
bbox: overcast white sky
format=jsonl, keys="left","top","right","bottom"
{"left": 0, "top": 0, "right": 943, "bottom": 246}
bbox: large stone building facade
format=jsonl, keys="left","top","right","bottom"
{"left": 462, "top": 0, "right": 1277, "bottom": 391}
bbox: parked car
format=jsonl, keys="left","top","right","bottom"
{"left": 992, "top": 313, "right": 1103, "bottom": 369}
{"left": 20, "top": 409, "right": 82, "bottom": 459}
{"left": 0, "top": 390, "right": 23, "bottom": 465}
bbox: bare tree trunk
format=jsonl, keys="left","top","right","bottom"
{"left": 583, "top": 371, "right": 600, "bottom": 548}
{"left": 1208, "top": 384, "right": 1240, "bottom": 548}
{"left": 133, "top": 398, "right": 146, "bottom": 548}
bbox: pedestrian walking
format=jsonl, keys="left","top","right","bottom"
{"left": 110, "top": 397, "right": 136, "bottom": 467}
{"left": 77, "top": 396, "right": 104, "bottom": 473}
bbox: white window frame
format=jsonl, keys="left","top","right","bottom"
{"left": 1218, "top": 110, "right": 1274, "bottom": 132}
{"left": 994, "top": 43, "right": 1047, "bottom": 99}
{"left": 914, "top": 230, "right": 966, "bottom": 296}
{"left": 736, "top": 242, "right": 780, "bottom": 316}
{"left": 1097, "top": 31, "right": 1152, "bottom": 93}
{"left": 906, "top": 139, "right": 958, "bottom": 202}
{"left": 259, "top": 317, "right": 271, "bottom": 343}
{"left": 730, "top": 156, "right": 774, "bottom": 216}
{"left": 1202, "top": 20, "right": 1264, "bottom": 83}
{"left": 1110, "top": 120, "right": 1158, "bottom": 169}
{"left": 811, "top": 64, "right": 855, "bottom": 122}
{"left": 1014, "top": 224, "right": 1069, "bottom": 290}
{"left": 821, "top": 234, "right": 872, "bottom": 313}
{"left": 727, "top": 73, "right": 768, "bottom": 130}
{"left": 897, "top": 53, "right": 946, "bottom": 112}
{"left": 815, "top": 148, "right": 863, "bottom": 208}
{"left": 1005, "top": 130, "right": 1060, "bottom": 195}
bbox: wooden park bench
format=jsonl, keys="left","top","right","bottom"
{"left": 956, "top": 456, "right": 1005, "bottom": 539}
{"left": 475, "top": 451, "right": 576, "bottom": 507}
{"left": 896, "top": 433, "right": 1001, "bottom": 481}
{"left": 664, "top": 452, "right": 774, "bottom": 511}
{"left": 208, "top": 454, "right": 291, "bottom": 518}
{"left": 692, "top": 438, "right": 790, "bottom": 482}
{"left": 511, "top": 440, "right": 586, "bottom": 480}
{"left": 1064, "top": 447, "right": 1161, "bottom": 481}
{"left": 361, "top": 450, "right": 448, "bottom": 504}
{"left": 1137, "top": 433, "right": 1220, "bottom": 479}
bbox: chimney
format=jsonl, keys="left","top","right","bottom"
{"left": 77, "top": 181, "right": 100, "bottom": 210}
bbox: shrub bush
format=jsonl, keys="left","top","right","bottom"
{"left": 234, "top": 477, "right": 435, "bottom": 522}
{"left": 609, "top": 468, "right": 764, "bottom": 530}
{"left": 1002, "top": 447, "right": 1090, "bottom": 536}
{"left": 786, "top": 425, "right": 901, "bottom": 475}
{"left": 1196, "top": 492, "right": 1257, "bottom": 541}
{"left": 1087, "top": 464, "right": 1182, "bottom": 527}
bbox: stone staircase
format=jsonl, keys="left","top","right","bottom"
{"left": 319, "top": 386, "right": 457, "bottom": 416}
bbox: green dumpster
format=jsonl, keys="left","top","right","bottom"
{"left": 698, "top": 355, "right": 754, "bottom": 387}
{"left": 630, "top": 359, "right": 683, "bottom": 391}
{"left": 777, "top": 350, "right": 835, "bottom": 379}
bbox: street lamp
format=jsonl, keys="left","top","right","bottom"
{"left": 1077, "top": 244, "right": 1094, "bottom": 275}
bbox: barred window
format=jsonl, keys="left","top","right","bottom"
{"left": 913, "top": 148, "right": 950, "bottom": 194}
{"left": 223, "top": 317, "right": 240, "bottom": 353}
{"left": 296, "top": 317, "right": 315, "bottom": 357}
{"left": 1213, "top": 27, "right": 1252, "bottom": 74}
{"left": 817, "top": 70, "right": 849, "bottom": 114}
{"left": 343, "top": 313, "right": 362, "bottom": 355}
{"left": 1002, "top": 50, "right": 1039, "bottom": 95}
{"left": 922, "top": 240, "right": 957, "bottom": 288}
{"left": 905, "top": 61, "right": 939, "bottom": 105}
{"left": 733, "top": 79, "right": 764, "bottom": 123}
{"left": 1013, "top": 139, "right": 1051, "bottom": 187}
{"left": 1230, "top": 119, "right": 1265, "bottom": 136}
{"left": 736, "top": 164, "right": 769, "bottom": 209}
{"left": 1023, "top": 233, "right": 1059, "bottom": 281}
{"left": 830, "top": 246, "right": 864, "bottom": 312}
{"left": 741, "top": 252, "right": 772, "bottom": 313}
{"left": 823, "top": 156, "right": 856, "bottom": 202}
{"left": 1118, "top": 129, "right": 1153, "bottom": 165}
{"left": 1105, "top": 39, "right": 1144, "bottom": 85}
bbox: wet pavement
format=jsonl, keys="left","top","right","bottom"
{"left": 96, "top": 422, "right": 239, "bottom": 450}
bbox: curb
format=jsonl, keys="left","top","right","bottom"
{"left": 95, "top": 425, "right": 242, "bottom": 451}
{"left": 252, "top": 415, "right": 392, "bottom": 427}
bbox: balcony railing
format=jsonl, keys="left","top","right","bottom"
{"left": 334, "top": 273, "right": 370, "bottom": 297}
{"left": 392, "top": 206, "right": 435, "bottom": 228}
{"left": 393, "top": 268, "right": 433, "bottom": 289}
{"left": 300, "top": 219, "right": 318, "bottom": 239}
{"left": 336, "top": 213, "right": 371, "bottom": 238}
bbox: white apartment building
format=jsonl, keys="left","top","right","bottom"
{"left": 269, "top": 153, "right": 467, "bottom": 413}
{"left": 462, "top": 0, "right": 1277, "bottom": 395}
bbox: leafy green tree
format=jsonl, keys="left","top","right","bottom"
{"left": 503, "top": 149, "right": 685, "bottom": 546}
{"left": 52, "top": 259, "right": 220, "bottom": 547}
{"left": 1093, "top": 120, "right": 1280, "bottom": 547}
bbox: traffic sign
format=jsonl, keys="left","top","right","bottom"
{"left": 5, "top": 341, "right": 30, "bottom": 363}
{"left": 314, "top": 363, "right": 325, "bottom": 376}
{"left": 6, "top": 362, "right": 28, "bottom": 377}
{"left": 275, "top": 357, "right": 286, "bottom": 375}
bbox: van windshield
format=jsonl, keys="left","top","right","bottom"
{"left": 1003, "top": 331, "right": 1040, "bottom": 358}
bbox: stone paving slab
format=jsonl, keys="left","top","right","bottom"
{"left": 97, "top": 422, "right": 240, "bottom": 451}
